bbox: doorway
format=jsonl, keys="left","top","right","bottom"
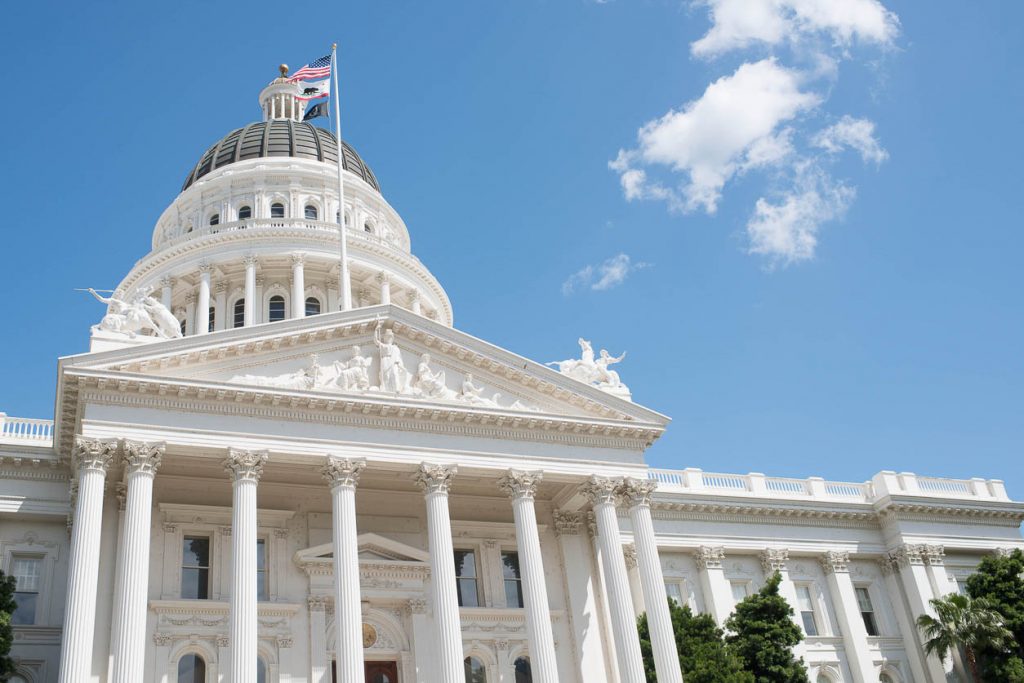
{"left": 331, "top": 660, "right": 399, "bottom": 682}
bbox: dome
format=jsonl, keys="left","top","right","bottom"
{"left": 181, "top": 120, "right": 380, "bottom": 192}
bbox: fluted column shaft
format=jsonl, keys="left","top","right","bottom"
{"left": 110, "top": 442, "right": 165, "bottom": 683}
{"left": 820, "top": 552, "right": 875, "bottom": 683}
{"left": 224, "top": 449, "right": 267, "bottom": 683}
{"left": 196, "top": 264, "right": 211, "bottom": 335}
{"left": 322, "top": 458, "right": 366, "bottom": 683}
{"left": 498, "top": 471, "right": 559, "bottom": 682}
{"left": 58, "top": 438, "right": 118, "bottom": 683}
{"left": 415, "top": 464, "right": 463, "bottom": 682}
{"left": 292, "top": 254, "right": 306, "bottom": 319}
{"left": 244, "top": 256, "right": 257, "bottom": 327}
{"left": 582, "top": 477, "right": 646, "bottom": 683}
{"left": 160, "top": 278, "right": 173, "bottom": 311}
{"left": 623, "top": 479, "right": 683, "bottom": 683}
{"left": 378, "top": 272, "right": 391, "bottom": 306}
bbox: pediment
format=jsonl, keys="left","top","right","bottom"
{"left": 60, "top": 305, "right": 669, "bottom": 429}
{"left": 295, "top": 533, "right": 430, "bottom": 565}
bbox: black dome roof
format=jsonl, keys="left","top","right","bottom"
{"left": 182, "top": 120, "right": 380, "bottom": 192}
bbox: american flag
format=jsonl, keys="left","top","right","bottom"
{"left": 289, "top": 55, "right": 332, "bottom": 81}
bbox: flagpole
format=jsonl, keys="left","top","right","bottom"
{"left": 332, "top": 43, "right": 352, "bottom": 311}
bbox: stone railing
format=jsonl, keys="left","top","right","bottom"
{"left": 648, "top": 468, "right": 1011, "bottom": 503}
{"left": 160, "top": 218, "right": 411, "bottom": 256}
{"left": 0, "top": 413, "right": 54, "bottom": 446}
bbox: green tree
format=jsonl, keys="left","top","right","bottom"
{"left": 1, "top": 569, "right": 17, "bottom": 680}
{"left": 724, "top": 572, "right": 809, "bottom": 683}
{"left": 916, "top": 592, "right": 1015, "bottom": 683}
{"left": 965, "top": 548, "right": 1024, "bottom": 681}
{"left": 638, "top": 599, "right": 753, "bottom": 683}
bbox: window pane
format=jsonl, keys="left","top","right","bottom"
{"left": 458, "top": 578, "right": 480, "bottom": 607}
{"left": 269, "top": 296, "right": 286, "bottom": 322}
{"left": 514, "top": 657, "right": 532, "bottom": 683}
{"left": 305, "top": 205, "right": 318, "bottom": 220}
{"left": 12, "top": 591, "right": 37, "bottom": 625}
{"left": 271, "top": 203, "right": 285, "bottom": 218}
{"left": 238, "top": 206, "right": 252, "bottom": 220}
{"left": 209, "top": 214, "right": 219, "bottom": 226}
{"left": 504, "top": 580, "right": 524, "bottom": 608}
{"left": 257, "top": 539, "right": 268, "bottom": 602}
{"left": 182, "top": 537, "right": 210, "bottom": 567}
{"left": 208, "top": 307, "right": 215, "bottom": 333}
{"left": 665, "top": 581, "right": 684, "bottom": 606}
{"left": 855, "top": 587, "right": 873, "bottom": 612}
{"left": 455, "top": 551, "right": 478, "bottom": 578}
{"left": 257, "top": 658, "right": 267, "bottom": 683}
{"left": 178, "top": 654, "right": 206, "bottom": 683}
{"left": 464, "top": 657, "right": 487, "bottom": 683}
{"left": 12, "top": 558, "right": 41, "bottom": 590}
{"left": 182, "top": 537, "right": 210, "bottom": 599}
{"left": 233, "top": 300, "right": 245, "bottom": 328}
{"left": 862, "top": 611, "right": 879, "bottom": 636}
{"left": 500, "top": 552, "right": 521, "bottom": 580}
{"left": 305, "top": 297, "right": 321, "bottom": 316}
{"left": 796, "top": 586, "right": 814, "bottom": 611}
{"left": 455, "top": 550, "right": 480, "bottom": 607}
{"left": 801, "top": 611, "right": 818, "bottom": 636}
{"left": 730, "top": 582, "right": 748, "bottom": 603}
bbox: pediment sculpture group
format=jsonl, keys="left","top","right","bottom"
{"left": 547, "top": 337, "right": 631, "bottom": 400}
{"left": 86, "top": 288, "right": 182, "bottom": 339}
{"left": 231, "top": 321, "right": 537, "bottom": 410}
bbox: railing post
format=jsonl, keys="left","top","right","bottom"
{"left": 968, "top": 478, "right": 992, "bottom": 498}
{"left": 747, "top": 473, "right": 767, "bottom": 495}
{"left": 898, "top": 472, "right": 921, "bottom": 494}
{"left": 807, "top": 476, "right": 827, "bottom": 498}
{"left": 0, "top": 412, "right": 7, "bottom": 436}
{"left": 682, "top": 468, "right": 703, "bottom": 490}
{"left": 988, "top": 480, "right": 1009, "bottom": 501}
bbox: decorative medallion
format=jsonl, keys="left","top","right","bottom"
{"left": 362, "top": 622, "right": 378, "bottom": 648}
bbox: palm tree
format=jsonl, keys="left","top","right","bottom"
{"left": 916, "top": 593, "right": 1014, "bottom": 682}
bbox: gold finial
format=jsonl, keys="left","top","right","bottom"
{"left": 332, "top": 43, "right": 337, "bottom": 50}
{"left": 279, "top": 64, "right": 289, "bottom": 77}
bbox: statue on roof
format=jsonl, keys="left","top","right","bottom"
{"left": 547, "top": 338, "right": 631, "bottom": 400}
{"left": 86, "top": 287, "right": 182, "bottom": 340}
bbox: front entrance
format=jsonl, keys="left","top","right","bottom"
{"left": 331, "top": 660, "right": 399, "bottom": 683}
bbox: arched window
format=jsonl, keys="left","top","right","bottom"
{"left": 209, "top": 214, "right": 219, "bottom": 226}
{"left": 177, "top": 654, "right": 206, "bottom": 683}
{"left": 464, "top": 657, "right": 487, "bottom": 683}
{"left": 233, "top": 299, "right": 245, "bottom": 328}
{"left": 268, "top": 295, "right": 286, "bottom": 322}
{"left": 208, "top": 307, "right": 215, "bottom": 333}
{"left": 364, "top": 221, "right": 373, "bottom": 233}
{"left": 304, "top": 204, "right": 318, "bottom": 220}
{"left": 305, "top": 297, "right": 321, "bottom": 316}
{"left": 238, "top": 205, "right": 252, "bottom": 220}
{"left": 256, "top": 657, "right": 267, "bottom": 683}
{"left": 514, "top": 657, "right": 532, "bottom": 683}
{"left": 271, "top": 202, "right": 285, "bottom": 218}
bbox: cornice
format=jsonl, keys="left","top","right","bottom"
{"left": 650, "top": 504, "right": 881, "bottom": 529}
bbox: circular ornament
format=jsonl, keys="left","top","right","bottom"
{"left": 362, "top": 622, "right": 378, "bottom": 648}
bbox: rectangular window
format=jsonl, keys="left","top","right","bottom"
{"left": 207, "top": 307, "right": 215, "bottom": 333}
{"left": 730, "top": 581, "right": 749, "bottom": 605}
{"left": 11, "top": 557, "right": 42, "bottom": 625}
{"left": 257, "top": 538, "right": 268, "bottom": 602}
{"left": 855, "top": 586, "right": 879, "bottom": 636}
{"left": 796, "top": 585, "right": 819, "bottom": 636}
{"left": 501, "top": 551, "right": 524, "bottom": 608}
{"left": 454, "top": 550, "right": 480, "bottom": 607}
{"left": 665, "top": 581, "right": 684, "bottom": 607}
{"left": 181, "top": 536, "right": 211, "bottom": 599}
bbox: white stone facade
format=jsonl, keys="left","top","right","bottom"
{"left": 1, "top": 72, "right": 1022, "bottom": 683}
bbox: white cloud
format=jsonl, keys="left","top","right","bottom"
{"left": 691, "top": 0, "right": 900, "bottom": 58}
{"left": 611, "top": 59, "right": 820, "bottom": 214}
{"left": 562, "top": 254, "right": 650, "bottom": 295}
{"left": 812, "top": 115, "right": 889, "bottom": 164}
{"left": 746, "top": 162, "right": 855, "bottom": 266}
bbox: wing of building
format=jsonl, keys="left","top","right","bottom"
{"left": 1, "top": 69, "right": 1022, "bottom": 683}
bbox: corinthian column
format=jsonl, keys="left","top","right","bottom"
{"left": 291, "top": 253, "right": 306, "bottom": 319}
{"left": 321, "top": 457, "right": 366, "bottom": 683}
{"left": 621, "top": 478, "right": 683, "bottom": 683}
{"left": 58, "top": 437, "right": 118, "bottom": 683}
{"left": 110, "top": 441, "right": 165, "bottom": 683}
{"left": 580, "top": 476, "right": 645, "bottom": 683}
{"left": 414, "top": 463, "right": 463, "bottom": 681}
{"left": 243, "top": 255, "right": 258, "bottom": 327}
{"left": 196, "top": 262, "right": 212, "bottom": 335}
{"left": 376, "top": 272, "right": 391, "bottom": 306}
{"left": 223, "top": 448, "right": 268, "bottom": 683}
{"left": 497, "top": 470, "right": 559, "bottom": 683}
{"left": 820, "top": 551, "right": 875, "bottom": 683}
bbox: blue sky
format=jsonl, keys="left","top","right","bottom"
{"left": 1, "top": 1, "right": 1021, "bottom": 492}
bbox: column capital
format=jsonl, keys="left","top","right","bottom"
{"left": 243, "top": 254, "right": 259, "bottom": 267}
{"left": 160, "top": 276, "right": 176, "bottom": 288}
{"left": 215, "top": 281, "right": 228, "bottom": 294}
{"left": 553, "top": 510, "right": 583, "bottom": 536}
{"left": 585, "top": 511, "right": 598, "bottom": 538}
{"left": 198, "top": 261, "right": 212, "bottom": 275}
{"left": 406, "top": 598, "right": 428, "bottom": 615}
{"left": 115, "top": 482, "right": 128, "bottom": 511}
{"left": 760, "top": 547, "right": 790, "bottom": 574}
{"left": 414, "top": 463, "right": 457, "bottom": 494}
{"left": 223, "top": 448, "right": 268, "bottom": 483}
{"left": 185, "top": 293, "right": 196, "bottom": 305}
{"left": 291, "top": 252, "right": 306, "bottom": 266}
{"left": 623, "top": 543, "right": 638, "bottom": 570}
{"left": 621, "top": 477, "right": 658, "bottom": 507}
{"left": 72, "top": 436, "right": 119, "bottom": 473}
{"left": 579, "top": 475, "right": 623, "bottom": 507}
{"left": 497, "top": 469, "right": 543, "bottom": 500}
{"left": 409, "top": 288, "right": 421, "bottom": 303}
{"left": 876, "top": 556, "right": 896, "bottom": 576}
{"left": 923, "top": 544, "right": 945, "bottom": 566}
{"left": 889, "top": 543, "right": 926, "bottom": 568}
{"left": 694, "top": 545, "right": 725, "bottom": 570}
{"left": 819, "top": 550, "right": 850, "bottom": 574}
{"left": 376, "top": 271, "right": 391, "bottom": 284}
{"left": 308, "top": 595, "right": 330, "bottom": 612}
{"left": 321, "top": 456, "right": 366, "bottom": 489}
{"left": 122, "top": 440, "right": 165, "bottom": 476}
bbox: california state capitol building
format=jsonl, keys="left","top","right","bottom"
{"left": 1, "top": 66, "right": 1022, "bottom": 683}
